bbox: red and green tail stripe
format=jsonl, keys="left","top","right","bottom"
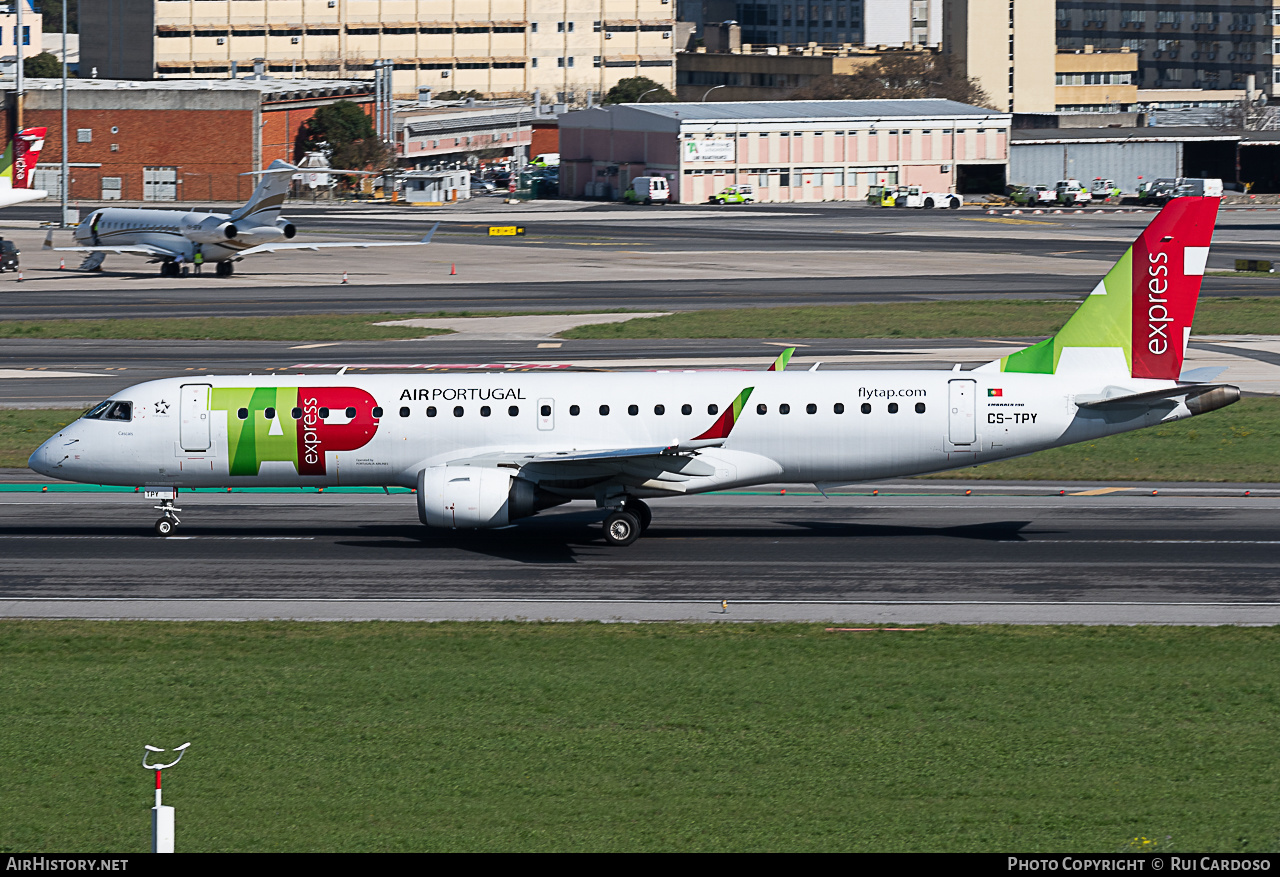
{"left": 693, "top": 387, "right": 754, "bottom": 441}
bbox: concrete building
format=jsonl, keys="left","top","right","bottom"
{"left": 1054, "top": 46, "right": 1138, "bottom": 111}
{"left": 943, "top": 0, "right": 1057, "bottom": 113}
{"left": 559, "top": 98, "right": 1009, "bottom": 203}
{"left": 2, "top": 77, "right": 373, "bottom": 202}
{"left": 676, "top": 44, "right": 930, "bottom": 101}
{"left": 396, "top": 101, "right": 538, "bottom": 167}
{"left": 864, "top": 0, "right": 941, "bottom": 47}
{"left": 0, "top": 1, "right": 41, "bottom": 69}
{"left": 80, "top": 1, "right": 676, "bottom": 102}
{"left": 1054, "top": 1, "right": 1280, "bottom": 99}
{"left": 1010, "top": 125, "right": 1280, "bottom": 192}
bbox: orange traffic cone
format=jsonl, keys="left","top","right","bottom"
{"left": 450, "top": 263, "right": 457, "bottom": 276}
{"left": 58, "top": 258, "right": 65, "bottom": 270}
{"left": 341, "top": 271, "right": 348, "bottom": 284}
{"left": 17, "top": 271, "right": 23, "bottom": 282}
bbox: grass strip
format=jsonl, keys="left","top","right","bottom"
{"left": 0, "top": 313, "right": 455, "bottom": 342}
{"left": 2, "top": 621, "right": 1279, "bottom": 852}
{"left": 5, "top": 398, "right": 1280, "bottom": 481}
{"left": 561, "top": 297, "right": 1280, "bottom": 340}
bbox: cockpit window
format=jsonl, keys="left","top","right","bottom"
{"left": 83, "top": 400, "right": 114, "bottom": 420}
{"left": 103, "top": 401, "right": 133, "bottom": 421}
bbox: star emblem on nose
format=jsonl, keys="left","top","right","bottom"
{"left": 155, "top": 399, "right": 170, "bottom": 414}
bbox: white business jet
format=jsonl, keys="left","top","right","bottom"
{"left": 31, "top": 197, "right": 1236, "bottom": 544}
{"left": 43, "top": 159, "right": 436, "bottom": 276}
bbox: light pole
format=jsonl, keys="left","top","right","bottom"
{"left": 702, "top": 84, "right": 727, "bottom": 101}
{"left": 60, "top": 0, "right": 68, "bottom": 226}
{"left": 638, "top": 87, "right": 661, "bottom": 102}
{"left": 143, "top": 742, "right": 191, "bottom": 853}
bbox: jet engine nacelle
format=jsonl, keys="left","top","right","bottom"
{"left": 183, "top": 215, "right": 238, "bottom": 244}
{"left": 416, "top": 466, "right": 561, "bottom": 529}
{"left": 276, "top": 219, "right": 297, "bottom": 239}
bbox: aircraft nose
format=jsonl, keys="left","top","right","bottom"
{"left": 28, "top": 438, "right": 53, "bottom": 475}
{"left": 29, "top": 430, "right": 72, "bottom": 477}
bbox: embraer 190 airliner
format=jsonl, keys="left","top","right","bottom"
{"left": 30, "top": 197, "right": 1236, "bottom": 545}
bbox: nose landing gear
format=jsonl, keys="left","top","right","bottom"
{"left": 154, "top": 497, "right": 182, "bottom": 537}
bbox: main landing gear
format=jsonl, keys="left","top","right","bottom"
{"left": 215, "top": 261, "right": 234, "bottom": 277}
{"left": 154, "top": 496, "right": 182, "bottom": 537}
{"left": 602, "top": 498, "right": 652, "bottom": 547}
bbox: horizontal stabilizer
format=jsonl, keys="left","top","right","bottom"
{"left": 1076, "top": 383, "right": 1239, "bottom": 414}
{"left": 1178, "top": 366, "right": 1227, "bottom": 383}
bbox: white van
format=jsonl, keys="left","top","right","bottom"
{"left": 625, "top": 176, "right": 670, "bottom": 204}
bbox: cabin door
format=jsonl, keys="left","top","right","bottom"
{"left": 947, "top": 380, "right": 976, "bottom": 446}
{"left": 180, "top": 384, "right": 212, "bottom": 451}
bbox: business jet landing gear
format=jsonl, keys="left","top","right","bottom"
{"left": 160, "top": 261, "right": 179, "bottom": 278}
{"left": 602, "top": 498, "right": 651, "bottom": 546}
{"left": 215, "top": 261, "right": 234, "bottom": 277}
{"left": 153, "top": 498, "right": 182, "bottom": 537}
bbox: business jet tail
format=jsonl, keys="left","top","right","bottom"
{"left": 978, "top": 196, "right": 1220, "bottom": 381}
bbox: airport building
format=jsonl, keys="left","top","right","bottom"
{"left": 81, "top": 1, "right": 677, "bottom": 101}
{"left": 2, "top": 77, "right": 373, "bottom": 202}
{"left": 558, "top": 98, "right": 1009, "bottom": 203}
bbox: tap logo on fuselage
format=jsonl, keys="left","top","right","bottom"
{"left": 210, "top": 386, "right": 379, "bottom": 476}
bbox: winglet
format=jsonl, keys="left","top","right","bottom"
{"left": 767, "top": 347, "right": 795, "bottom": 372}
{"left": 692, "top": 387, "right": 753, "bottom": 441}
{"left": 421, "top": 222, "right": 440, "bottom": 245}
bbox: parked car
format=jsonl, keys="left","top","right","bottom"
{"left": 1055, "top": 179, "right": 1092, "bottom": 205}
{"left": 470, "top": 178, "right": 497, "bottom": 195}
{"left": 1010, "top": 184, "right": 1056, "bottom": 206}
{"left": 624, "top": 176, "right": 670, "bottom": 204}
{"left": 0, "top": 238, "right": 19, "bottom": 273}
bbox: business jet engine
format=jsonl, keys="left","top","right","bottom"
{"left": 416, "top": 466, "right": 565, "bottom": 529}
{"left": 276, "top": 219, "right": 297, "bottom": 239}
{"left": 183, "top": 215, "right": 239, "bottom": 244}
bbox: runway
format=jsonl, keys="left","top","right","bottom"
{"left": 3, "top": 488, "right": 1279, "bottom": 624}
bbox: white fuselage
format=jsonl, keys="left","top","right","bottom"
{"left": 30, "top": 369, "right": 1188, "bottom": 496}
{"left": 75, "top": 208, "right": 285, "bottom": 263}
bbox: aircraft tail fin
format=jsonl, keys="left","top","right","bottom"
{"left": 767, "top": 347, "right": 795, "bottom": 371}
{"left": 231, "top": 159, "right": 294, "bottom": 223}
{"left": 0, "top": 126, "right": 47, "bottom": 191}
{"left": 981, "top": 196, "right": 1219, "bottom": 380}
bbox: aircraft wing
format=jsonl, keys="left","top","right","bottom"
{"left": 449, "top": 441, "right": 724, "bottom": 468}
{"left": 0, "top": 188, "right": 48, "bottom": 208}
{"left": 446, "top": 445, "right": 722, "bottom": 494}
{"left": 236, "top": 223, "right": 439, "bottom": 256}
{"left": 42, "top": 241, "right": 181, "bottom": 258}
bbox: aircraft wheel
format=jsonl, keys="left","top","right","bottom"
{"left": 216, "top": 261, "right": 234, "bottom": 277}
{"left": 155, "top": 518, "right": 175, "bottom": 537}
{"left": 603, "top": 511, "right": 640, "bottom": 547}
{"left": 625, "top": 499, "right": 653, "bottom": 532}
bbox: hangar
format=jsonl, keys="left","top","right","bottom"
{"left": 558, "top": 99, "right": 1011, "bottom": 204}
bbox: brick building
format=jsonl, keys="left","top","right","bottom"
{"left": 6, "top": 78, "right": 373, "bottom": 203}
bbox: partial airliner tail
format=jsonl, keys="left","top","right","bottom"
{"left": 0, "top": 126, "right": 47, "bottom": 191}
{"left": 980, "top": 196, "right": 1219, "bottom": 380}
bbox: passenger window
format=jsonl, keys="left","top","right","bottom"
{"left": 104, "top": 401, "right": 133, "bottom": 421}
{"left": 237, "top": 408, "right": 248, "bottom": 420}
{"left": 508, "top": 406, "right": 519, "bottom": 417}
{"left": 599, "top": 404, "right": 610, "bottom": 415}
{"left": 373, "top": 407, "right": 383, "bottom": 418}
{"left": 292, "top": 407, "right": 302, "bottom": 419}
{"left": 681, "top": 404, "right": 692, "bottom": 415}
{"left": 708, "top": 404, "right": 719, "bottom": 415}
{"left": 779, "top": 403, "right": 790, "bottom": 415}
{"left": 453, "top": 406, "right": 464, "bottom": 417}
{"left": 399, "top": 407, "right": 410, "bottom": 417}
{"left": 481, "top": 406, "right": 491, "bottom": 417}
{"left": 834, "top": 403, "right": 845, "bottom": 414}
{"left": 756, "top": 403, "right": 767, "bottom": 415}
{"left": 319, "top": 407, "right": 330, "bottom": 418}
{"left": 570, "top": 405, "right": 580, "bottom": 416}
{"left": 264, "top": 407, "right": 276, "bottom": 420}
{"left": 427, "top": 406, "right": 437, "bottom": 417}
{"left": 806, "top": 403, "right": 817, "bottom": 414}
{"left": 915, "top": 402, "right": 926, "bottom": 414}
{"left": 345, "top": 407, "right": 356, "bottom": 418}
{"left": 888, "top": 403, "right": 899, "bottom": 414}
{"left": 654, "top": 404, "right": 665, "bottom": 415}
{"left": 860, "top": 403, "right": 871, "bottom": 414}
{"left": 628, "top": 405, "right": 638, "bottom": 416}
{"left": 540, "top": 404, "right": 551, "bottom": 417}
